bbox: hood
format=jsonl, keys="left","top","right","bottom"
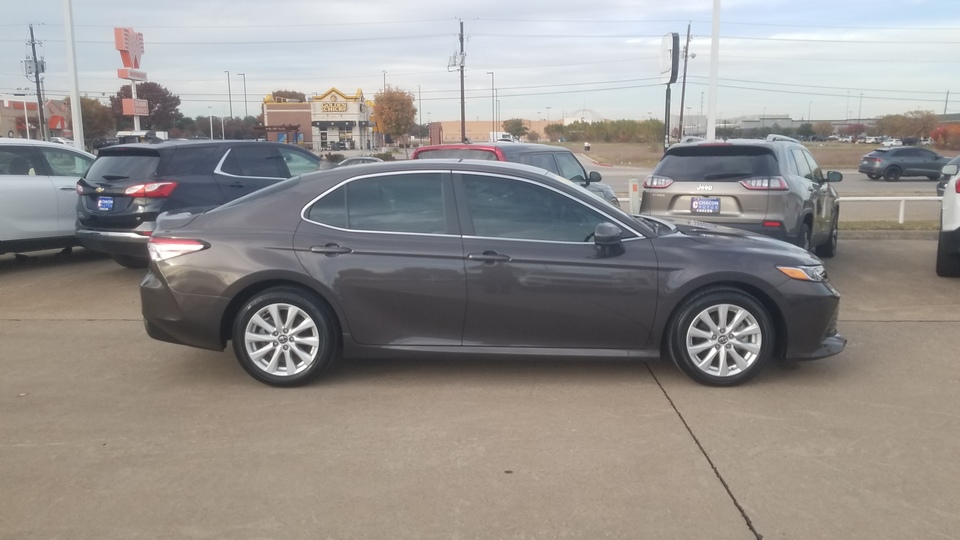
{"left": 668, "top": 218, "right": 819, "bottom": 263}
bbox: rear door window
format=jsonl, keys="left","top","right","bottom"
{"left": 165, "top": 146, "right": 219, "bottom": 175}
{"left": 657, "top": 146, "right": 779, "bottom": 181}
{"left": 219, "top": 146, "right": 284, "bottom": 178}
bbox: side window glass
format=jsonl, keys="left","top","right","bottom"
{"left": 801, "top": 150, "right": 823, "bottom": 181}
{"left": 790, "top": 149, "right": 813, "bottom": 180}
{"left": 39, "top": 147, "right": 92, "bottom": 176}
{"left": 231, "top": 146, "right": 284, "bottom": 178}
{"left": 278, "top": 147, "right": 321, "bottom": 176}
{"left": 554, "top": 152, "right": 586, "bottom": 182}
{"left": 219, "top": 150, "right": 242, "bottom": 176}
{"left": 0, "top": 148, "right": 41, "bottom": 176}
{"left": 528, "top": 153, "right": 560, "bottom": 174}
{"left": 309, "top": 173, "right": 447, "bottom": 233}
{"left": 166, "top": 146, "right": 218, "bottom": 175}
{"left": 462, "top": 174, "right": 605, "bottom": 242}
{"left": 784, "top": 150, "right": 801, "bottom": 176}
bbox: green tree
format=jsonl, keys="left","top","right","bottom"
{"left": 373, "top": 85, "right": 417, "bottom": 149}
{"left": 796, "top": 123, "right": 815, "bottom": 138}
{"left": 526, "top": 131, "right": 540, "bottom": 142}
{"left": 813, "top": 121, "right": 834, "bottom": 138}
{"left": 65, "top": 96, "right": 116, "bottom": 145}
{"left": 502, "top": 118, "right": 529, "bottom": 139}
{"left": 109, "top": 82, "right": 183, "bottom": 131}
{"left": 543, "top": 123, "right": 564, "bottom": 142}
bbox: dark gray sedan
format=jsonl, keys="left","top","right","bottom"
{"left": 141, "top": 160, "right": 845, "bottom": 387}
{"left": 858, "top": 146, "right": 950, "bottom": 181}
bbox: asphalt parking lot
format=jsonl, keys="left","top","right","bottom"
{"left": 1, "top": 238, "right": 959, "bottom": 539}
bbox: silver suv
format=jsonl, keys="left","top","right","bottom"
{"left": 639, "top": 135, "right": 842, "bottom": 257}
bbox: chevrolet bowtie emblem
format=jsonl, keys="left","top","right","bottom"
{"left": 95, "top": 187, "right": 104, "bottom": 193}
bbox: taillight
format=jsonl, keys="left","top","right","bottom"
{"left": 740, "top": 177, "right": 788, "bottom": 190}
{"left": 75, "top": 182, "right": 83, "bottom": 195}
{"left": 643, "top": 175, "right": 673, "bottom": 188}
{"left": 956, "top": 180, "right": 960, "bottom": 194}
{"left": 762, "top": 220, "right": 784, "bottom": 228}
{"left": 147, "top": 237, "right": 209, "bottom": 262}
{"left": 124, "top": 181, "right": 178, "bottom": 198}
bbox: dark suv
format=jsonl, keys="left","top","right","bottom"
{"left": 858, "top": 146, "right": 950, "bottom": 181}
{"left": 411, "top": 142, "right": 620, "bottom": 207}
{"left": 639, "top": 135, "right": 842, "bottom": 256}
{"left": 76, "top": 140, "right": 332, "bottom": 267}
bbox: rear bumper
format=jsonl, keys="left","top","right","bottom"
{"left": 940, "top": 227, "right": 960, "bottom": 257}
{"left": 76, "top": 228, "right": 151, "bottom": 258}
{"left": 140, "top": 269, "right": 228, "bottom": 351}
{"left": 858, "top": 165, "right": 884, "bottom": 175}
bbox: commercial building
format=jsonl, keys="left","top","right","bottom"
{"left": 261, "top": 88, "right": 374, "bottom": 152}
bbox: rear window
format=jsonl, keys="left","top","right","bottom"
{"left": 655, "top": 146, "right": 779, "bottom": 181}
{"left": 415, "top": 149, "right": 499, "bottom": 160}
{"left": 85, "top": 154, "right": 160, "bottom": 183}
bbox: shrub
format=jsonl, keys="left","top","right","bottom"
{"left": 324, "top": 153, "right": 345, "bottom": 163}
{"left": 371, "top": 152, "right": 396, "bottom": 161}
{"left": 931, "top": 124, "right": 960, "bottom": 151}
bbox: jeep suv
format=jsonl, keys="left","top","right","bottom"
{"left": 76, "top": 140, "right": 332, "bottom": 267}
{"left": 411, "top": 142, "right": 620, "bottom": 207}
{"left": 639, "top": 135, "right": 842, "bottom": 256}
{"left": 937, "top": 159, "right": 960, "bottom": 277}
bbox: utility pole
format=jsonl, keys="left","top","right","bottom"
{"left": 238, "top": 73, "right": 248, "bottom": 118}
{"left": 28, "top": 24, "right": 47, "bottom": 141}
{"left": 946, "top": 91, "right": 951, "bottom": 115}
{"left": 225, "top": 71, "right": 233, "bottom": 118}
{"left": 459, "top": 20, "right": 466, "bottom": 143}
{"left": 677, "top": 22, "right": 692, "bottom": 138}
{"left": 418, "top": 84, "right": 422, "bottom": 145}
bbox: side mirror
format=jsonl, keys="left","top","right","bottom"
{"left": 587, "top": 170, "right": 602, "bottom": 184}
{"left": 594, "top": 222, "right": 624, "bottom": 257}
{"left": 827, "top": 171, "right": 843, "bottom": 182}
{"left": 942, "top": 164, "right": 959, "bottom": 176}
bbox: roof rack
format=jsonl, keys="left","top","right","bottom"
{"left": 765, "top": 134, "right": 800, "bottom": 143}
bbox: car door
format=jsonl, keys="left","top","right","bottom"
{"left": 787, "top": 148, "right": 819, "bottom": 236}
{"left": 293, "top": 170, "right": 467, "bottom": 346}
{"left": 454, "top": 171, "right": 659, "bottom": 350}
{"left": 0, "top": 145, "right": 60, "bottom": 241}
{"left": 213, "top": 144, "right": 286, "bottom": 199}
{"left": 914, "top": 148, "right": 946, "bottom": 176}
{"left": 799, "top": 149, "right": 835, "bottom": 242}
{"left": 35, "top": 145, "right": 94, "bottom": 235}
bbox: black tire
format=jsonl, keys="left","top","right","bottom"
{"left": 668, "top": 288, "right": 774, "bottom": 386}
{"left": 936, "top": 237, "right": 960, "bottom": 277}
{"left": 796, "top": 222, "right": 812, "bottom": 252}
{"left": 815, "top": 212, "right": 839, "bottom": 258}
{"left": 867, "top": 174, "right": 881, "bottom": 180}
{"left": 883, "top": 166, "right": 902, "bottom": 182}
{"left": 232, "top": 287, "right": 337, "bottom": 386}
{"left": 111, "top": 254, "right": 149, "bottom": 269}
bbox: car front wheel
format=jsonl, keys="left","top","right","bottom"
{"left": 936, "top": 236, "right": 960, "bottom": 277}
{"left": 232, "top": 287, "right": 337, "bottom": 386}
{"left": 668, "top": 289, "right": 774, "bottom": 386}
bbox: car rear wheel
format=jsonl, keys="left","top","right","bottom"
{"left": 866, "top": 174, "right": 881, "bottom": 180}
{"left": 936, "top": 236, "right": 960, "bottom": 277}
{"left": 883, "top": 166, "right": 902, "bottom": 182}
{"left": 232, "top": 287, "right": 337, "bottom": 386}
{"left": 668, "top": 289, "right": 774, "bottom": 386}
{"left": 111, "top": 254, "right": 149, "bottom": 269}
{"left": 815, "top": 213, "right": 839, "bottom": 258}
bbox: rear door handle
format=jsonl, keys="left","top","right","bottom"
{"left": 228, "top": 182, "right": 245, "bottom": 188}
{"left": 310, "top": 244, "right": 352, "bottom": 256}
{"left": 467, "top": 251, "right": 511, "bottom": 263}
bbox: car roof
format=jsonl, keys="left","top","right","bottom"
{"left": 101, "top": 139, "right": 286, "bottom": 151}
{"left": 0, "top": 138, "right": 95, "bottom": 157}
{"left": 415, "top": 142, "right": 575, "bottom": 155}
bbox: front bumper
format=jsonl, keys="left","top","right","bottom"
{"left": 777, "top": 279, "right": 846, "bottom": 361}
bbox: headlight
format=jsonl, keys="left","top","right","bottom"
{"left": 777, "top": 265, "right": 827, "bottom": 282}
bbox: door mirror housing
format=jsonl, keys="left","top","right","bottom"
{"left": 594, "top": 222, "right": 624, "bottom": 257}
{"left": 826, "top": 171, "right": 843, "bottom": 182}
{"left": 587, "top": 170, "right": 602, "bottom": 184}
{"left": 942, "top": 164, "right": 959, "bottom": 176}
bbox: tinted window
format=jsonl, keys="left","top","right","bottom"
{"left": 555, "top": 152, "right": 586, "bottom": 181}
{"left": 39, "top": 147, "right": 93, "bottom": 176}
{"left": 800, "top": 150, "right": 823, "bottom": 181}
{"left": 519, "top": 153, "right": 560, "bottom": 174}
{"left": 415, "top": 149, "right": 498, "bottom": 160}
{"left": 165, "top": 146, "right": 219, "bottom": 175}
{"left": 85, "top": 155, "right": 160, "bottom": 182}
{"left": 278, "top": 147, "right": 325, "bottom": 176}
{"left": 0, "top": 147, "right": 40, "bottom": 176}
{"left": 308, "top": 173, "right": 446, "bottom": 234}
{"left": 789, "top": 149, "right": 813, "bottom": 180}
{"left": 462, "top": 174, "right": 604, "bottom": 242}
{"left": 656, "top": 146, "right": 779, "bottom": 181}
{"left": 220, "top": 146, "right": 284, "bottom": 178}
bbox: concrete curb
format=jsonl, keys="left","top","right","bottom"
{"left": 839, "top": 230, "right": 938, "bottom": 240}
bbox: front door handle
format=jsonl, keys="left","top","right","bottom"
{"left": 228, "top": 182, "right": 245, "bottom": 188}
{"left": 58, "top": 186, "right": 76, "bottom": 191}
{"left": 467, "top": 251, "right": 511, "bottom": 263}
{"left": 310, "top": 244, "right": 352, "bottom": 256}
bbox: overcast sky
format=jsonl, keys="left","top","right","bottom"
{"left": 1, "top": 0, "right": 957, "bottom": 125}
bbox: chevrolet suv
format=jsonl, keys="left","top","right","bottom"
{"left": 639, "top": 135, "right": 842, "bottom": 257}
{"left": 76, "top": 140, "right": 333, "bottom": 268}
{"left": 411, "top": 142, "right": 620, "bottom": 207}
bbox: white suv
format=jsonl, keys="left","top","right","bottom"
{"left": 938, "top": 160, "right": 960, "bottom": 277}
{"left": 0, "top": 139, "right": 94, "bottom": 257}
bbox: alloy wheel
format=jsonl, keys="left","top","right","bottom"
{"left": 684, "top": 303, "right": 762, "bottom": 378}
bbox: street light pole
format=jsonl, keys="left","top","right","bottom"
{"left": 486, "top": 71, "right": 494, "bottom": 140}
{"left": 546, "top": 106, "right": 551, "bottom": 123}
{"left": 208, "top": 107, "right": 213, "bottom": 140}
{"left": 858, "top": 93, "right": 863, "bottom": 133}
{"left": 418, "top": 84, "right": 422, "bottom": 145}
{"left": 382, "top": 70, "right": 386, "bottom": 93}
{"left": 225, "top": 71, "right": 233, "bottom": 118}
{"left": 238, "top": 73, "right": 248, "bottom": 118}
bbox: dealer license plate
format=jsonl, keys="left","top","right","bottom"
{"left": 691, "top": 197, "right": 720, "bottom": 214}
{"left": 97, "top": 196, "right": 114, "bottom": 212}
